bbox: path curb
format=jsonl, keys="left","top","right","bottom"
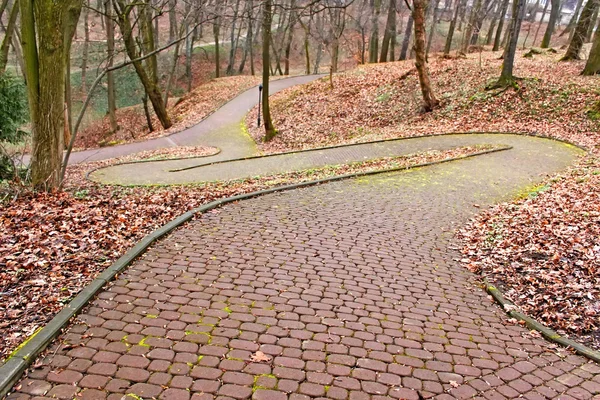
{"left": 0, "top": 146, "right": 508, "bottom": 398}
{"left": 484, "top": 279, "right": 600, "bottom": 363}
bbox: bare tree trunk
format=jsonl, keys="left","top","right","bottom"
{"left": 114, "top": 0, "right": 172, "bottom": 129}
{"left": 486, "top": 0, "right": 500, "bottom": 45}
{"left": 169, "top": 0, "right": 177, "bottom": 43}
{"left": 284, "top": 7, "right": 296, "bottom": 75}
{"left": 413, "top": 0, "right": 439, "bottom": 111}
{"left": 0, "top": 0, "right": 19, "bottom": 73}
{"left": 21, "top": 0, "right": 82, "bottom": 189}
{"left": 369, "top": 0, "right": 381, "bottom": 62}
{"left": 561, "top": 0, "right": 600, "bottom": 60}
{"left": 213, "top": 4, "right": 221, "bottom": 78}
{"left": 426, "top": 0, "right": 441, "bottom": 57}
{"left": 399, "top": 14, "right": 413, "bottom": 60}
{"left": 583, "top": 17, "right": 600, "bottom": 73}
{"left": 227, "top": 0, "right": 242, "bottom": 75}
{"left": 105, "top": 0, "right": 118, "bottom": 133}
{"left": 444, "top": 0, "right": 462, "bottom": 53}
{"left": 80, "top": 0, "right": 89, "bottom": 93}
{"left": 493, "top": 0, "right": 510, "bottom": 50}
{"left": 186, "top": 23, "right": 195, "bottom": 91}
{"left": 238, "top": 0, "right": 253, "bottom": 74}
{"left": 562, "top": 0, "right": 584, "bottom": 36}
{"left": 461, "top": 0, "right": 483, "bottom": 53}
{"left": 262, "top": 0, "right": 275, "bottom": 141}
{"left": 492, "top": 0, "right": 525, "bottom": 87}
{"left": 380, "top": 0, "right": 397, "bottom": 62}
{"left": 586, "top": 7, "right": 599, "bottom": 41}
{"left": 533, "top": 0, "right": 549, "bottom": 46}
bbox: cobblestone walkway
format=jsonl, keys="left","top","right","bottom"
{"left": 8, "top": 140, "right": 600, "bottom": 400}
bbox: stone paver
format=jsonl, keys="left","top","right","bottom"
{"left": 7, "top": 140, "right": 599, "bottom": 400}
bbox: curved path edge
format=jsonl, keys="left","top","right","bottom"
{"left": 0, "top": 145, "right": 518, "bottom": 399}
{"left": 484, "top": 280, "right": 600, "bottom": 363}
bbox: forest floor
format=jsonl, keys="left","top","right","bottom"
{"left": 246, "top": 50, "right": 600, "bottom": 351}
{"left": 1, "top": 49, "right": 600, "bottom": 360}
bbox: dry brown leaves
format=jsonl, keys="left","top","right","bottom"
{"left": 0, "top": 145, "right": 484, "bottom": 360}
{"left": 247, "top": 51, "right": 600, "bottom": 154}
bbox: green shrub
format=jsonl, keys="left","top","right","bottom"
{"left": 0, "top": 72, "right": 29, "bottom": 180}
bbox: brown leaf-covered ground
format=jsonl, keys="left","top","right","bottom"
{"left": 76, "top": 75, "right": 261, "bottom": 150}
{"left": 247, "top": 51, "right": 600, "bottom": 350}
{"left": 247, "top": 51, "right": 600, "bottom": 152}
{"left": 0, "top": 145, "right": 489, "bottom": 361}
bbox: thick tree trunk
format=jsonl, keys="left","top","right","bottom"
{"left": 583, "top": 21, "right": 600, "bottom": 73}
{"left": 444, "top": 0, "right": 462, "bottom": 53}
{"left": 413, "top": 0, "right": 439, "bottom": 111}
{"left": 105, "top": 0, "right": 118, "bottom": 133}
{"left": 562, "top": 0, "right": 600, "bottom": 60}
{"left": 380, "top": 0, "right": 397, "bottom": 62}
{"left": 493, "top": 0, "right": 525, "bottom": 87}
{"left": 21, "top": 0, "right": 82, "bottom": 189}
{"left": 0, "top": 0, "right": 19, "bottom": 73}
{"left": 399, "top": 15, "right": 414, "bottom": 60}
{"left": 493, "top": 0, "right": 510, "bottom": 50}
{"left": 262, "top": 0, "right": 275, "bottom": 141}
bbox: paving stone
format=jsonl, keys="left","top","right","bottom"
{"left": 9, "top": 142, "right": 598, "bottom": 400}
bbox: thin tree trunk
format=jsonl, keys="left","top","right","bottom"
{"left": 533, "top": 0, "right": 550, "bottom": 46}
{"left": 493, "top": 0, "right": 525, "bottom": 87}
{"left": 0, "top": 0, "right": 19, "bottom": 73}
{"left": 380, "top": 0, "right": 397, "bottom": 62}
{"left": 105, "top": 0, "right": 118, "bottom": 133}
{"left": 80, "top": 0, "right": 89, "bottom": 93}
{"left": 262, "top": 0, "right": 275, "bottom": 141}
{"left": 586, "top": 7, "right": 599, "bottom": 41}
{"left": 213, "top": 6, "right": 221, "bottom": 78}
{"left": 444, "top": 0, "right": 462, "bottom": 53}
{"left": 413, "top": 0, "right": 439, "bottom": 111}
{"left": 226, "top": 0, "right": 242, "bottom": 75}
{"left": 486, "top": 0, "right": 500, "bottom": 45}
{"left": 562, "top": 0, "right": 584, "bottom": 36}
{"left": 493, "top": 0, "right": 510, "bottom": 50}
{"left": 426, "top": 0, "right": 441, "bottom": 57}
{"left": 238, "top": 0, "right": 253, "bottom": 74}
{"left": 284, "top": 7, "right": 296, "bottom": 75}
{"left": 562, "top": 0, "right": 599, "bottom": 60}
{"left": 114, "top": 0, "right": 172, "bottom": 129}
{"left": 399, "top": 15, "right": 414, "bottom": 59}
{"left": 369, "top": 0, "right": 381, "bottom": 62}
{"left": 169, "top": 0, "right": 177, "bottom": 43}
{"left": 462, "top": 0, "right": 483, "bottom": 53}
{"left": 186, "top": 22, "right": 194, "bottom": 91}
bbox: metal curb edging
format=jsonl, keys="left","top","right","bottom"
{"left": 0, "top": 145, "right": 509, "bottom": 398}
{"left": 484, "top": 279, "right": 600, "bottom": 363}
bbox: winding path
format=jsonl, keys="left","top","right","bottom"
{"left": 8, "top": 78, "right": 600, "bottom": 400}
{"left": 67, "top": 74, "right": 322, "bottom": 165}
